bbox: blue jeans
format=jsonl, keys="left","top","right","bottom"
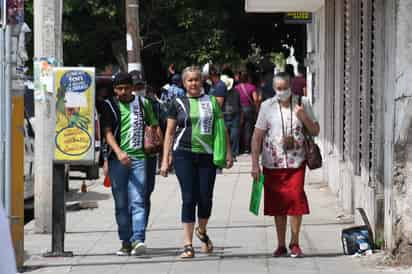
{"left": 145, "top": 156, "right": 157, "bottom": 226}
{"left": 224, "top": 113, "right": 240, "bottom": 157}
{"left": 173, "top": 150, "right": 217, "bottom": 223}
{"left": 109, "top": 158, "right": 147, "bottom": 244}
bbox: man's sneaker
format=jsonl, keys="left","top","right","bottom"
{"left": 116, "top": 242, "right": 131, "bottom": 256}
{"left": 131, "top": 241, "right": 146, "bottom": 256}
{"left": 272, "top": 246, "right": 288, "bottom": 257}
{"left": 289, "top": 244, "right": 304, "bottom": 258}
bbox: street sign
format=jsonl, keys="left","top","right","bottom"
{"left": 54, "top": 67, "right": 96, "bottom": 164}
{"left": 284, "top": 12, "right": 312, "bottom": 24}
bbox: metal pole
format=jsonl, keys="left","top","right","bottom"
{"left": 126, "top": 0, "right": 142, "bottom": 72}
{"left": 4, "top": 25, "right": 11, "bottom": 217}
{"left": 0, "top": 27, "right": 4, "bottom": 208}
{"left": 43, "top": 163, "right": 73, "bottom": 257}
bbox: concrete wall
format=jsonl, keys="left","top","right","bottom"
{"left": 310, "top": 0, "right": 386, "bottom": 238}
{"left": 390, "top": 0, "right": 412, "bottom": 261}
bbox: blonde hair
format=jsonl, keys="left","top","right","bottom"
{"left": 182, "top": 66, "right": 201, "bottom": 82}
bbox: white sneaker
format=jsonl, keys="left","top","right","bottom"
{"left": 130, "top": 242, "right": 146, "bottom": 256}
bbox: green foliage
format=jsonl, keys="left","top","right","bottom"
{"left": 24, "top": 0, "right": 305, "bottom": 79}
{"left": 270, "top": 52, "right": 286, "bottom": 72}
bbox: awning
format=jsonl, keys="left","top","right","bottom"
{"left": 245, "top": 0, "right": 324, "bottom": 13}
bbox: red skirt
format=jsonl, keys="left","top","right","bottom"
{"left": 263, "top": 165, "right": 309, "bottom": 216}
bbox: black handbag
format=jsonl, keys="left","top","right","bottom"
{"left": 298, "top": 96, "right": 322, "bottom": 170}
{"left": 303, "top": 135, "right": 322, "bottom": 170}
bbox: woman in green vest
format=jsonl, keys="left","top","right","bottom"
{"left": 160, "top": 66, "right": 233, "bottom": 258}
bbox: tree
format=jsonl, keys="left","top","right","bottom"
{"left": 25, "top": 0, "right": 306, "bottom": 85}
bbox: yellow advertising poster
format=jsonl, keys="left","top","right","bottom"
{"left": 54, "top": 67, "right": 95, "bottom": 163}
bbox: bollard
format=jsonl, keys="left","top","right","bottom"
{"left": 43, "top": 163, "right": 73, "bottom": 257}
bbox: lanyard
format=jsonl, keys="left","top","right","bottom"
{"left": 278, "top": 97, "right": 293, "bottom": 168}
{"left": 278, "top": 97, "right": 293, "bottom": 138}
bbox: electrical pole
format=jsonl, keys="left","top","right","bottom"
{"left": 33, "top": 0, "right": 63, "bottom": 233}
{"left": 126, "top": 0, "right": 142, "bottom": 72}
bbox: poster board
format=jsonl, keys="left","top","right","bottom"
{"left": 54, "top": 67, "right": 96, "bottom": 163}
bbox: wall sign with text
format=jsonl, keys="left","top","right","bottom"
{"left": 284, "top": 12, "right": 312, "bottom": 24}
{"left": 54, "top": 67, "right": 96, "bottom": 163}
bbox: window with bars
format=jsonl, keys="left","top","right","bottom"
{"left": 342, "top": 0, "right": 351, "bottom": 161}
{"left": 342, "top": 0, "right": 380, "bottom": 180}
{"left": 359, "top": 0, "right": 378, "bottom": 180}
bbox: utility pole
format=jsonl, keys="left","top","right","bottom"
{"left": 34, "top": 0, "right": 63, "bottom": 233}
{"left": 126, "top": 0, "right": 142, "bottom": 72}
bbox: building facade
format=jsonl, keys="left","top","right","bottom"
{"left": 246, "top": 0, "right": 412, "bottom": 258}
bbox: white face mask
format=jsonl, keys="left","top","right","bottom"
{"left": 135, "top": 89, "right": 146, "bottom": 96}
{"left": 276, "top": 88, "right": 291, "bottom": 102}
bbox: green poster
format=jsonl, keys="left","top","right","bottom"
{"left": 249, "top": 175, "right": 264, "bottom": 216}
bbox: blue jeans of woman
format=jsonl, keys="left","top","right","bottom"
{"left": 173, "top": 150, "right": 217, "bottom": 223}
{"left": 224, "top": 113, "right": 240, "bottom": 157}
{"left": 145, "top": 156, "right": 157, "bottom": 226}
{"left": 109, "top": 158, "right": 147, "bottom": 244}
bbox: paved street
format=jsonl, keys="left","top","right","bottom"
{"left": 22, "top": 156, "right": 410, "bottom": 274}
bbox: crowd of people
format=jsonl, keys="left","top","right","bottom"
{"left": 93, "top": 61, "right": 317, "bottom": 259}
{"left": 0, "top": 61, "right": 316, "bottom": 270}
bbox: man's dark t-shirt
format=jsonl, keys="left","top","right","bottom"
{"left": 209, "top": 80, "right": 227, "bottom": 98}
{"left": 260, "top": 80, "right": 275, "bottom": 102}
{"left": 223, "top": 88, "right": 241, "bottom": 116}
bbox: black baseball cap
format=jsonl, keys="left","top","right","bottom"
{"left": 113, "top": 72, "right": 133, "bottom": 87}
{"left": 129, "top": 70, "right": 146, "bottom": 85}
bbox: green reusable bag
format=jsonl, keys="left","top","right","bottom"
{"left": 211, "top": 96, "right": 227, "bottom": 168}
{"left": 249, "top": 175, "right": 264, "bottom": 216}
{"left": 213, "top": 117, "right": 227, "bottom": 168}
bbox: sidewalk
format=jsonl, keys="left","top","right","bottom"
{"left": 22, "top": 156, "right": 410, "bottom": 274}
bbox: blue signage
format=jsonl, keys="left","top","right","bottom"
{"left": 60, "top": 71, "right": 92, "bottom": 93}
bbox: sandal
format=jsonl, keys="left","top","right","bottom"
{"left": 180, "top": 244, "right": 195, "bottom": 259}
{"left": 195, "top": 227, "right": 213, "bottom": 253}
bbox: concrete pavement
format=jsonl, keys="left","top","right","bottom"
{"left": 22, "top": 155, "right": 411, "bottom": 274}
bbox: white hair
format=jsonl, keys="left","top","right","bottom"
{"left": 272, "top": 73, "right": 291, "bottom": 88}
{"left": 182, "top": 66, "right": 201, "bottom": 82}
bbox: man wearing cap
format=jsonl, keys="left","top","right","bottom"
{"left": 99, "top": 72, "right": 159, "bottom": 256}
{"left": 160, "top": 73, "right": 185, "bottom": 103}
{"left": 129, "top": 70, "right": 163, "bottom": 228}
{"left": 208, "top": 65, "right": 227, "bottom": 108}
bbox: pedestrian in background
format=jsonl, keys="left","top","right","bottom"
{"left": 291, "top": 64, "right": 307, "bottom": 97}
{"left": 285, "top": 64, "right": 295, "bottom": 79}
{"left": 160, "top": 73, "right": 185, "bottom": 103}
{"left": 208, "top": 65, "right": 227, "bottom": 108}
{"left": 251, "top": 72, "right": 319, "bottom": 258}
{"left": 160, "top": 66, "right": 233, "bottom": 259}
{"left": 130, "top": 71, "right": 164, "bottom": 228}
{"left": 0, "top": 203, "right": 17, "bottom": 274}
{"left": 99, "top": 72, "right": 159, "bottom": 256}
{"left": 221, "top": 74, "right": 242, "bottom": 161}
{"left": 235, "top": 71, "right": 258, "bottom": 154}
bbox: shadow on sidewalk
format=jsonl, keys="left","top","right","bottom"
{"left": 66, "top": 190, "right": 111, "bottom": 203}
{"left": 73, "top": 246, "right": 241, "bottom": 257}
{"left": 21, "top": 252, "right": 344, "bottom": 272}
{"left": 64, "top": 221, "right": 353, "bottom": 234}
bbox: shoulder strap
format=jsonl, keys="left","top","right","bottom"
{"left": 137, "top": 96, "right": 149, "bottom": 124}
{"left": 238, "top": 84, "right": 254, "bottom": 105}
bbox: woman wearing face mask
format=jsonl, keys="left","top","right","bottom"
{"left": 250, "top": 72, "right": 320, "bottom": 258}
